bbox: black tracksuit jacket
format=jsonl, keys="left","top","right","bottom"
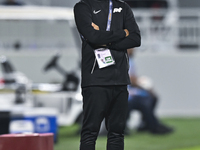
{"left": 74, "top": 0, "right": 141, "bottom": 87}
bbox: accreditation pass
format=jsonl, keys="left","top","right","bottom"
{"left": 94, "top": 48, "right": 115, "bottom": 69}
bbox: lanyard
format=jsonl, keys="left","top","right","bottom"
{"left": 91, "top": 0, "right": 114, "bottom": 73}
{"left": 106, "top": 0, "right": 113, "bottom": 31}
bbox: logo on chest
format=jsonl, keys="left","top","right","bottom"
{"left": 113, "top": 7, "right": 122, "bottom": 13}
{"left": 93, "top": 10, "right": 101, "bottom": 14}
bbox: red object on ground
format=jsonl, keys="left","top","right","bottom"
{"left": 0, "top": 78, "right": 4, "bottom": 84}
{"left": 0, "top": 133, "right": 54, "bottom": 150}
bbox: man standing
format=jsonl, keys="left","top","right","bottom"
{"left": 74, "top": 0, "right": 141, "bottom": 149}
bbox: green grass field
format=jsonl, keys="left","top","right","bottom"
{"left": 54, "top": 118, "right": 200, "bottom": 150}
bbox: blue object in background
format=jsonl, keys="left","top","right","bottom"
{"left": 10, "top": 108, "right": 58, "bottom": 142}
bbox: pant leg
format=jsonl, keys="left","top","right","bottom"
{"left": 136, "top": 96, "right": 159, "bottom": 132}
{"left": 80, "top": 86, "right": 112, "bottom": 150}
{"left": 151, "top": 96, "right": 158, "bottom": 111}
{"left": 106, "top": 86, "right": 128, "bottom": 150}
{"left": 127, "top": 95, "right": 147, "bottom": 130}
{"left": 127, "top": 95, "right": 139, "bottom": 120}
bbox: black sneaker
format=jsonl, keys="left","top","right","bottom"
{"left": 137, "top": 122, "right": 148, "bottom": 132}
{"left": 137, "top": 125, "right": 148, "bottom": 132}
{"left": 151, "top": 124, "right": 174, "bottom": 135}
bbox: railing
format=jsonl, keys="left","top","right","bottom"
{"left": 0, "top": 6, "right": 75, "bottom": 51}
{"left": 0, "top": 7, "right": 199, "bottom": 52}
{"left": 133, "top": 9, "right": 200, "bottom": 52}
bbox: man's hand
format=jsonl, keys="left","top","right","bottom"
{"left": 92, "top": 22, "right": 106, "bottom": 46}
{"left": 124, "top": 29, "right": 129, "bottom": 37}
{"left": 92, "top": 22, "right": 99, "bottom": 30}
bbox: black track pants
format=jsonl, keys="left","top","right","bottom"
{"left": 80, "top": 85, "right": 128, "bottom": 150}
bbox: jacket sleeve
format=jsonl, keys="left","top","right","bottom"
{"left": 74, "top": 2, "right": 126, "bottom": 46}
{"left": 109, "top": 2, "right": 141, "bottom": 51}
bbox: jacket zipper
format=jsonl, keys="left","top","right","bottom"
{"left": 91, "top": 58, "right": 96, "bottom": 74}
{"left": 125, "top": 53, "right": 129, "bottom": 70}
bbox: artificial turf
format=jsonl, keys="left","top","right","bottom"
{"left": 54, "top": 118, "right": 200, "bottom": 150}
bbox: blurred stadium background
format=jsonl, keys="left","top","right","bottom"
{"left": 0, "top": 0, "right": 200, "bottom": 150}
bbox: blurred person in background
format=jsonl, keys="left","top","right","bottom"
{"left": 74, "top": 0, "right": 141, "bottom": 149}
{"left": 126, "top": 48, "right": 174, "bottom": 135}
{"left": 1, "top": 0, "right": 25, "bottom": 5}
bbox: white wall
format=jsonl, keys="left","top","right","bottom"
{"left": 0, "top": 49, "right": 79, "bottom": 83}
{"left": 1, "top": 50, "right": 200, "bottom": 117}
